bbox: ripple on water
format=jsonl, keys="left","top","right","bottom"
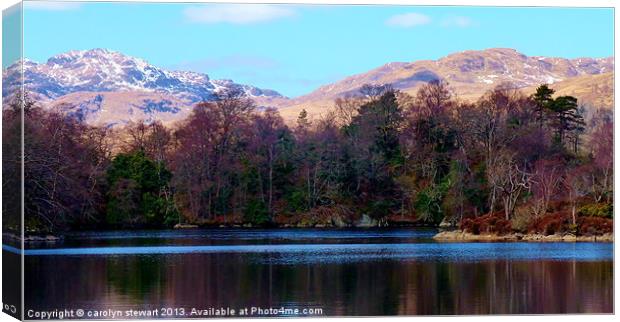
{"left": 5, "top": 242, "right": 613, "bottom": 264}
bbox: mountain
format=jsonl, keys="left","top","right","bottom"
{"left": 275, "top": 48, "right": 613, "bottom": 121}
{"left": 523, "top": 72, "right": 614, "bottom": 110}
{"left": 2, "top": 48, "right": 613, "bottom": 127}
{"left": 2, "top": 48, "right": 284, "bottom": 126}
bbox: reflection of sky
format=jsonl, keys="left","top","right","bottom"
{"left": 6, "top": 242, "right": 613, "bottom": 264}
{"left": 21, "top": 2, "right": 614, "bottom": 97}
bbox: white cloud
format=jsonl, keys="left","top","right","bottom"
{"left": 441, "top": 16, "right": 475, "bottom": 28}
{"left": 184, "top": 4, "right": 296, "bottom": 25}
{"left": 385, "top": 13, "right": 431, "bottom": 28}
{"left": 24, "top": 1, "right": 82, "bottom": 11}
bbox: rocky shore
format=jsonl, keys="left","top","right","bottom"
{"left": 433, "top": 230, "right": 614, "bottom": 242}
{"left": 173, "top": 214, "right": 417, "bottom": 229}
{"left": 3, "top": 232, "right": 64, "bottom": 244}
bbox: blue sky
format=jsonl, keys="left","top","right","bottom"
{"left": 20, "top": 2, "right": 614, "bottom": 97}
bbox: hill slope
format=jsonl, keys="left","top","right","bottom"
{"left": 2, "top": 48, "right": 613, "bottom": 126}
{"left": 2, "top": 48, "right": 284, "bottom": 126}
{"left": 275, "top": 48, "right": 613, "bottom": 121}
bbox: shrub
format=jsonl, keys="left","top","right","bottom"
{"left": 368, "top": 199, "right": 393, "bottom": 219}
{"left": 243, "top": 199, "right": 270, "bottom": 225}
{"left": 286, "top": 190, "right": 308, "bottom": 213}
{"left": 577, "top": 216, "right": 613, "bottom": 236}
{"left": 272, "top": 204, "right": 357, "bottom": 227}
{"left": 511, "top": 207, "right": 532, "bottom": 233}
{"left": 460, "top": 213, "right": 512, "bottom": 235}
{"left": 527, "top": 212, "right": 572, "bottom": 235}
{"left": 527, "top": 211, "right": 613, "bottom": 236}
{"left": 578, "top": 203, "right": 613, "bottom": 219}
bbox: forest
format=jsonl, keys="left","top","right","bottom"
{"left": 2, "top": 81, "right": 614, "bottom": 236}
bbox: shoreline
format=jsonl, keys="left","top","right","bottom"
{"left": 5, "top": 228, "right": 614, "bottom": 245}
{"left": 433, "top": 230, "right": 614, "bottom": 242}
{"left": 3, "top": 224, "right": 430, "bottom": 244}
{"left": 2, "top": 232, "right": 64, "bottom": 245}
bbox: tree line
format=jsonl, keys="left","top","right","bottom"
{"left": 2, "top": 81, "right": 613, "bottom": 233}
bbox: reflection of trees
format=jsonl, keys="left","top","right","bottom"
{"left": 26, "top": 255, "right": 613, "bottom": 315}
{"left": 106, "top": 256, "right": 164, "bottom": 300}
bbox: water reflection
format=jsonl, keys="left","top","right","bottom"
{"left": 14, "top": 243, "right": 614, "bottom": 263}
{"left": 26, "top": 254, "right": 612, "bottom": 315}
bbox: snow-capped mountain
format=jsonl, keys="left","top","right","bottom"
{"left": 2, "top": 48, "right": 613, "bottom": 127}
{"left": 3, "top": 48, "right": 283, "bottom": 101}
{"left": 2, "top": 48, "right": 284, "bottom": 126}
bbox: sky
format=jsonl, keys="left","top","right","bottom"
{"left": 15, "top": 1, "right": 615, "bottom": 97}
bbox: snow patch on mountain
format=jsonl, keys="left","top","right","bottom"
{"left": 2, "top": 48, "right": 284, "bottom": 103}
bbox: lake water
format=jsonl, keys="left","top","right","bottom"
{"left": 15, "top": 228, "right": 614, "bottom": 317}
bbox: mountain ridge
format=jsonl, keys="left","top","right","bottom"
{"left": 3, "top": 48, "right": 284, "bottom": 100}
{"left": 2, "top": 48, "right": 613, "bottom": 126}
{"left": 2, "top": 48, "right": 284, "bottom": 126}
{"left": 274, "top": 48, "right": 613, "bottom": 120}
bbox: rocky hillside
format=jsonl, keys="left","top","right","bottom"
{"left": 276, "top": 48, "right": 613, "bottom": 121}
{"left": 2, "top": 48, "right": 283, "bottom": 126}
{"left": 523, "top": 72, "right": 614, "bottom": 110}
{"left": 2, "top": 48, "right": 613, "bottom": 126}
